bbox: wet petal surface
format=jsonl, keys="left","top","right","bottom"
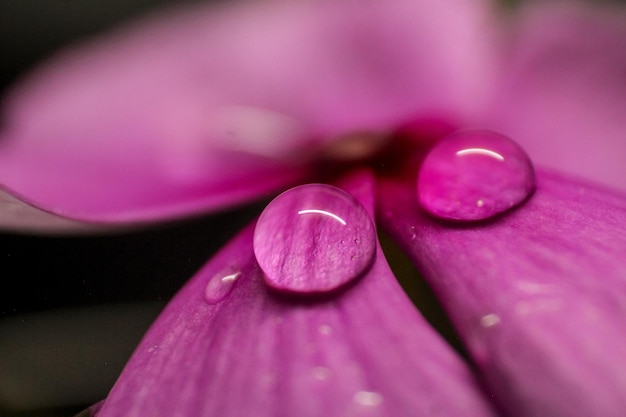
{"left": 97, "top": 171, "right": 498, "bottom": 417}
{"left": 379, "top": 170, "right": 626, "bottom": 417}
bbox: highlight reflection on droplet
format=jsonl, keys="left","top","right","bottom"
{"left": 417, "top": 129, "right": 536, "bottom": 221}
{"left": 205, "top": 268, "right": 241, "bottom": 304}
{"left": 253, "top": 184, "right": 376, "bottom": 294}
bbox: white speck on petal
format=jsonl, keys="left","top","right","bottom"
{"left": 353, "top": 391, "right": 383, "bottom": 407}
{"left": 480, "top": 313, "right": 501, "bottom": 327}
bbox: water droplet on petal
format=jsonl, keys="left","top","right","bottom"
{"left": 417, "top": 130, "right": 535, "bottom": 221}
{"left": 480, "top": 313, "right": 501, "bottom": 327}
{"left": 353, "top": 391, "right": 383, "bottom": 407}
{"left": 204, "top": 268, "right": 240, "bottom": 304}
{"left": 254, "top": 184, "right": 376, "bottom": 294}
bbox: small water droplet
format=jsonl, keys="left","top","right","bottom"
{"left": 205, "top": 268, "right": 240, "bottom": 304}
{"left": 417, "top": 130, "right": 535, "bottom": 221}
{"left": 480, "top": 313, "right": 501, "bottom": 327}
{"left": 254, "top": 184, "right": 376, "bottom": 293}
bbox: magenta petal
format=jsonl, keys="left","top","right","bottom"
{"left": 485, "top": 1, "right": 626, "bottom": 191}
{"left": 0, "top": 187, "right": 107, "bottom": 233}
{"left": 97, "top": 172, "right": 498, "bottom": 417}
{"left": 0, "top": 128, "right": 307, "bottom": 224}
{"left": 0, "top": 0, "right": 496, "bottom": 223}
{"left": 379, "top": 170, "right": 626, "bottom": 417}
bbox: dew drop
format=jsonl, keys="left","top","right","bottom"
{"left": 253, "top": 184, "right": 376, "bottom": 293}
{"left": 204, "top": 268, "right": 240, "bottom": 304}
{"left": 353, "top": 391, "right": 383, "bottom": 407}
{"left": 480, "top": 313, "right": 501, "bottom": 327}
{"left": 417, "top": 129, "right": 535, "bottom": 221}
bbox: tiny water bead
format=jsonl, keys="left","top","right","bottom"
{"left": 253, "top": 184, "right": 376, "bottom": 294}
{"left": 417, "top": 129, "right": 536, "bottom": 221}
{"left": 205, "top": 268, "right": 241, "bottom": 304}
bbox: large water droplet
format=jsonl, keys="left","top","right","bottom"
{"left": 253, "top": 184, "right": 376, "bottom": 294}
{"left": 417, "top": 130, "right": 535, "bottom": 221}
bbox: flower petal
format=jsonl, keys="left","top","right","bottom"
{"left": 0, "top": 187, "right": 105, "bottom": 233}
{"left": 378, "top": 170, "right": 626, "bottom": 417}
{"left": 485, "top": 1, "right": 626, "bottom": 191}
{"left": 96, "top": 171, "right": 498, "bottom": 417}
{"left": 0, "top": 0, "right": 497, "bottom": 223}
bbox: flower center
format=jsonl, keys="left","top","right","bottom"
{"left": 319, "top": 131, "right": 390, "bottom": 162}
{"left": 315, "top": 122, "right": 536, "bottom": 222}
{"left": 248, "top": 121, "right": 535, "bottom": 296}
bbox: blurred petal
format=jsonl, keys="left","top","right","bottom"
{"left": 0, "top": 187, "right": 105, "bottom": 233}
{"left": 379, "top": 170, "right": 626, "bottom": 417}
{"left": 97, "top": 171, "right": 498, "bottom": 417}
{"left": 0, "top": 0, "right": 497, "bottom": 223}
{"left": 485, "top": 1, "right": 626, "bottom": 191}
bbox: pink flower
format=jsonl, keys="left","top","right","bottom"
{"left": 1, "top": 0, "right": 626, "bottom": 416}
